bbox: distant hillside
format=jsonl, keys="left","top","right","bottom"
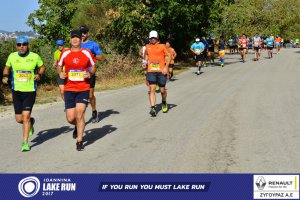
{"left": 0, "top": 30, "right": 9, "bottom": 33}
{"left": 0, "top": 30, "right": 36, "bottom": 37}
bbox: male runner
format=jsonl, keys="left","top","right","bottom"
{"left": 142, "top": 30, "right": 170, "bottom": 117}
{"left": 165, "top": 41, "right": 177, "bottom": 80}
{"left": 190, "top": 38, "right": 205, "bottom": 75}
{"left": 2, "top": 36, "right": 45, "bottom": 151}
{"left": 80, "top": 25, "right": 104, "bottom": 123}
{"left": 53, "top": 39, "right": 66, "bottom": 100}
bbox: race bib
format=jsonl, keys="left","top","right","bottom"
{"left": 69, "top": 70, "right": 85, "bottom": 81}
{"left": 195, "top": 49, "right": 201, "bottom": 54}
{"left": 242, "top": 44, "right": 247, "bottom": 48}
{"left": 254, "top": 42, "right": 259, "bottom": 46}
{"left": 16, "top": 70, "right": 32, "bottom": 82}
{"left": 149, "top": 62, "right": 160, "bottom": 71}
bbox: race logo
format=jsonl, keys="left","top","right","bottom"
{"left": 73, "top": 58, "right": 80, "bottom": 64}
{"left": 18, "top": 176, "right": 41, "bottom": 198}
{"left": 256, "top": 176, "right": 267, "bottom": 190}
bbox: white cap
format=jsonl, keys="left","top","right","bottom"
{"left": 195, "top": 38, "right": 200, "bottom": 42}
{"left": 149, "top": 30, "right": 158, "bottom": 38}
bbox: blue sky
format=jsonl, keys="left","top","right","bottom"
{"left": 0, "top": 0, "right": 39, "bottom": 32}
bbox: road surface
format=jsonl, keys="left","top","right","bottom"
{"left": 1, "top": 48, "right": 299, "bottom": 173}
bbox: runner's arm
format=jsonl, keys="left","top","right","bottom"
{"left": 142, "top": 50, "right": 148, "bottom": 69}
{"left": 95, "top": 54, "right": 104, "bottom": 61}
{"left": 34, "top": 65, "right": 46, "bottom": 81}
{"left": 2, "top": 66, "right": 11, "bottom": 84}
{"left": 190, "top": 47, "right": 196, "bottom": 54}
{"left": 173, "top": 50, "right": 177, "bottom": 61}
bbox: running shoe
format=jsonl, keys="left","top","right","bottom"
{"left": 76, "top": 141, "right": 84, "bottom": 151}
{"left": 21, "top": 141, "right": 30, "bottom": 152}
{"left": 162, "top": 103, "right": 168, "bottom": 113}
{"left": 91, "top": 110, "right": 99, "bottom": 123}
{"left": 196, "top": 71, "right": 201, "bottom": 75}
{"left": 221, "top": 63, "right": 224, "bottom": 67}
{"left": 73, "top": 126, "right": 77, "bottom": 139}
{"left": 29, "top": 117, "right": 35, "bottom": 137}
{"left": 150, "top": 107, "right": 157, "bottom": 117}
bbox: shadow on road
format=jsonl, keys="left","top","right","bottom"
{"left": 83, "top": 125, "right": 117, "bottom": 147}
{"left": 30, "top": 126, "right": 72, "bottom": 148}
{"left": 86, "top": 109, "right": 120, "bottom": 125}
{"left": 156, "top": 104, "right": 177, "bottom": 114}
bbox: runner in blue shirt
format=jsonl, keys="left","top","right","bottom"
{"left": 190, "top": 38, "right": 205, "bottom": 75}
{"left": 265, "top": 34, "right": 275, "bottom": 59}
{"left": 80, "top": 25, "right": 104, "bottom": 123}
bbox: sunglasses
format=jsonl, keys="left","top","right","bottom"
{"left": 81, "top": 31, "right": 88, "bottom": 35}
{"left": 17, "top": 43, "right": 28, "bottom": 47}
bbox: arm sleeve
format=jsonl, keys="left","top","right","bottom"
{"left": 36, "top": 54, "right": 44, "bottom": 67}
{"left": 5, "top": 54, "right": 12, "bottom": 68}
{"left": 94, "top": 43, "right": 103, "bottom": 55}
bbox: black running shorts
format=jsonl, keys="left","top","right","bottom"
{"left": 12, "top": 90, "right": 36, "bottom": 114}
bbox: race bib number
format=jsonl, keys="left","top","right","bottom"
{"left": 242, "top": 44, "right": 247, "bottom": 48}
{"left": 149, "top": 62, "right": 160, "bottom": 71}
{"left": 16, "top": 70, "right": 32, "bottom": 82}
{"left": 69, "top": 70, "right": 85, "bottom": 81}
{"left": 254, "top": 42, "right": 259, "bottom": 47}
{"left": 195, "top": 49, "right": 201, "bottom": 54}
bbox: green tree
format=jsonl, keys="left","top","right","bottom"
{"left": 218, "top": 0, "right": 300, "bottom": 39}
{"left": 27, "top": 0, "right": 79, "bottom": 43}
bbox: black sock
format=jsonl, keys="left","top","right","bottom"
{"left": 151, "top": 106, "right": 155, "bottom": 109}
{"left": 162, "top": 101, "right": 166, "bottom": 105}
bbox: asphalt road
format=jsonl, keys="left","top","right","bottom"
{"left": 1, "top": 48, "right": 299, "bottom": 173}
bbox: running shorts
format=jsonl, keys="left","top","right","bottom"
{"left": 12, "top": 90, "right": 36, "bottom": 114}
{"left": 146, "top": 72, "right": 167, "bottom": 87}
{"left": 64, "top": 90, "right": 89, "bottom": 109}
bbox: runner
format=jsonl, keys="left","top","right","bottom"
{"left": 228, "top": 36, "right": 235, "bottom": 54}
{"left": 80, "top": 25, "right": 104, "bottom": 123}
{"left": 57, "top": 30, "right": 96, "bottom": 151}
{"left": 53, "top": 39, "right": 66, "bottom": 100}
{"left": 253, "top": 33, "right": 261, "bottom": 61}
{"left": 262, "top": 34, "right": 267, "bottom": 50}
{"left": 142, "top": 30, "right": 170, "bottom": 117}
{"left": 275, "top": 34, "right": 282, "bottom": 54}
{"left": 265, "top": 34, "right": 275, "bottom": 59}
{"left": 190, "top": 38, "right": 205, "bottom": 75}
{"left": 238, "top": 34, "right": 248, "bottom": 63}
{"left": 139, "top": 38, "right": 150, "bottom": 93}
{"left": 218, "top": 35, "right": 225, "bottom": 67}
{"left": 207, "top": 36, "right": 215, "bottom": 64}
{"left": 201, "top": 37, "right": 208, "bottom": 67}
{"left": 246, "top": 35, "right": 251, "bottom": 54}
{"left": 2, "top": 36, "right": 45, "bottom": 151}
{"left": 165, "top": 41, "right": 177, "bottom": 80}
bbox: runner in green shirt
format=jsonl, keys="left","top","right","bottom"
{"left": 53, "top": 39, "right": 66, "bottom": 100}
{"left": 2, "top": 36, "right": 45, "bottom": 152}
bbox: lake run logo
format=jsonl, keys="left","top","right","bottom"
{"left": 18, "top": 176, "right": 77, "bottom": 198}
{"left": 18, "top": 176, "right": 41, "bottom": 198}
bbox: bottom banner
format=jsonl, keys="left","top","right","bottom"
{"left": 0, "top": 174, "right": 298, "bottom": 200}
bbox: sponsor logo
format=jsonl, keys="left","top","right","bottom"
{"left": 254, "top": 175, "right": 299, "bottom": 199}
{"left": 73, "top": 58, "right": 80, "bottom": 64}
{"left": 256, "top": 176, "right": 267, "bottom": 190}
{"left": 18, "top": 176, "right": 40, "bottom": 198}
